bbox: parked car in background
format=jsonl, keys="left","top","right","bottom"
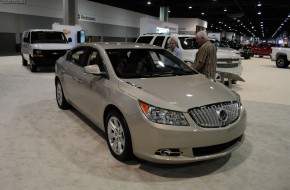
{"left": 239, "top": 45, "right": 254, "bottom": 59}
{"left": 251, "top": 43, "right": 274, "bottom": 57}
{"left": 271, "top": 47, "right": 290, "bottom": 68}
{"left": 136, "top": 34, "right": 243, "bottom": 79}
{"left": 55, "top": 42, "right": 247, "bottom": 164}
{"left": 210, "top": 39, "right": 241, "bottom": 55}
{"left": 21, "top": 29, "right": 72, "bottom": 72}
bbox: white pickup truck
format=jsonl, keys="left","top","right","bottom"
{"left": 271, "top": 47, "right": 290, "bottom": 68}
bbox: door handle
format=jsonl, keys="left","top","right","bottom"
{"left": 73, "top": 76, "right": 83, "bottom": 83}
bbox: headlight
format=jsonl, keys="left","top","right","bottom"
{"left": 33, "top": 49, "right": 44, "bottom": 57}
{"left": 138, "top": 101, "right": 189, "bottom": 126}
{"left": 232, "top": 91, "right": 242, "bottom": 106}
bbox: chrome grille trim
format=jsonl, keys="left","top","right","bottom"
{"left": 189, "top": 101, "right": 240, "bottom": 128}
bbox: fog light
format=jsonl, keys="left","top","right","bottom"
{"left": 155, "top": 148, "right": 181, "bottom": 156}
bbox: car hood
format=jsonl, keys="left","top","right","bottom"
{"left": 31, "top": 43, "right": 72, "bottom": 50}
{"left": 217, "top": 47, "right": 240, "bottom": 54}
{"left": 181, "top": 48, "right": 240, "bottom": 59}
{"left": 118, "top": 74, "right": 237, "bottom": 111}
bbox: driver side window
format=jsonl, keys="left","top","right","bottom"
{"left": 67, "top": 48, "right": 86, "bottom": 67}
{"left": 87, "top": 50, "right": 105, "bottom": 72}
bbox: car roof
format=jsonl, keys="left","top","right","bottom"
{"left": 78, "top": 42, "right": 163, "bottom": 50}
{"left": 140, "top": 33, "right": 196, "bottom": 38}
{"left": 24, "top": 29, "right": 63, "bottom": 32}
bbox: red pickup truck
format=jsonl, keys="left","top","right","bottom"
{"left": 251, "top": 43, "right": 274, "bottom": 57}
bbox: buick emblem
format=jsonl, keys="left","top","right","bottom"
{"left": 217, "top": 109, "right": 228, "bottom": 122}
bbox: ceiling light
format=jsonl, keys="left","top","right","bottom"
{"left": 189, "top": 6, "right": 192, "bottom": 9}
{"left": 147, "top": 1, "right": 151, "bottom": 5}
{"left": 201, "top": 12, "right": 205, "bottom": 15}
{"left": 258, "top": 11, "right": 261, "bottom": 15}
{"left": 224, "top": 8, "right": 227, "bottom": 12}
{"left": 257, "top": 2, "right": 262, "bottom": 6}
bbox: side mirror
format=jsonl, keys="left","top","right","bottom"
{"left": 67, "top": 38, "right": 72, "bottom": 43}
{"left": 84, "top": 65, "right": 107, "bottom": 76}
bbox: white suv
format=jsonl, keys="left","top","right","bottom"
{"left": 21, "top": 29, "right": 72, "bottom": 72}
{"left": 136, "top": 34, "right": 243, "bottom": 78}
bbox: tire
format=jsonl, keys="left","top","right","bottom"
{"left": 55, "top": 80, "right": 70, "bottom": 109}
{"left": 105, "top": 110, "right": 133, "bottom": 162}
{"left": 22, "top": 55, "right": 27, "bottom": 66}
{"left": 29, "top": 56, "right": 37, "bottom": 72}
{"left": 243, "top": 56, "right": 250, "bottom": 59}
{"left": 276, "top": 56, "right": 289, "bottom": 68}
{"left": 259, "top": 55, "right": 263, "bottom": 58}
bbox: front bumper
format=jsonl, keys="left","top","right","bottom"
{"left": 129, "top": 106, "right": 247, "bottom": 164}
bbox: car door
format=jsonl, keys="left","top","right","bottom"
{"left": 62, "top": 47, "right": 88, "bottom": 108}
{"left": 74, "top": 48, "right": 109, "bottom": 126}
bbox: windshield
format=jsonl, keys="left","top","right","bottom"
{"left": 178, "top": 37, "right": 199, "bottom": 50}
{"left": 107, "top": 49, "right": 197, "bottom": 79}
{"left": 31, "top": 31, "right": 68, "bottom": 44}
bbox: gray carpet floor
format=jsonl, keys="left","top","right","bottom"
{"left": 0, "top": 55, "right": 289, "bottom": 190}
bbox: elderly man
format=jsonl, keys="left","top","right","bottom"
{"left": 193, "top": 30, "right": 217, "bottom": 78}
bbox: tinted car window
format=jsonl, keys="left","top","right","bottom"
{"left": 87, "top": 49, "right": 106, "bottom": 72}
{"left": 31, "top": 31, "right": 67, "bottom": 44}
{"left": 107, "top": 49, "right": 196, "bottom": 78}
{"left": 136, "top": 36, "right": 154, "bottom": 44}
{"left": 67, "top": 48, "right": 86, "bottom": 67}
{"left": 153, "top": 36, "right": 165, "bottom": 47}
{"left": 179, "top": 37, "right": 199, "bottom": 49}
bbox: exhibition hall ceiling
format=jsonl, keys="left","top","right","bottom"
{"left": 89, "top": 0, "right": 290, "bottom": 38}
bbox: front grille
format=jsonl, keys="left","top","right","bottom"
{"left": 217, "top": 58, "right": 240, "bottom": 68}
{"left": 42, "top": 50, "right": 67, "bottom": 58}
{"left": 217, "top": 63, "right": 239, "bottom": 68}
{"left": 188, "top": 101, "right": 240, "bottom": 128}
{"left": 192, "top": 135, "right": 243, "bottom": 156}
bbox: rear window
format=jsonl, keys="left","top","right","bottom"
{"left": 136, "top": 36, "right": 154, "bottom": 44}
{"left": 179, "top": 37, "right": 199, "bottom": 49}
{"left": 153, "top": 36, "right": 165, "bottom": 47}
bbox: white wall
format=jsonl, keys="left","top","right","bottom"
{"left": 169, "top": 18, "right": 208, "bottom": 34}
{"left": 77, "top": 0, "right": 148, "bottom": 28}
{"left": 0, "top": 0, "right": 63, "bottom": 18}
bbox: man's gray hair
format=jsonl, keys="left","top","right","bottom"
{"left": 196, "top": 30, "right": 208, "bottom": 39}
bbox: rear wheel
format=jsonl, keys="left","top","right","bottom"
{"left": 56, "top": 80, "right": 70, "bottom": 109}
{"left": 276, "top": 56, "right": 289, "bottom": 68}
{"left": 105, "top": 110, "right": 133, "bottom": 162}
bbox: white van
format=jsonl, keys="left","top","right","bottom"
{"left": 21, "top": 29, "right": 72, "bottom": 72}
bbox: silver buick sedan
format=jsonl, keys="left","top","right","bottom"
{"left": 55, "top": 42, "right": 247, "bottom": 164}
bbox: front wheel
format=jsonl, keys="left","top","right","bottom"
{"left": 276, "top": 56, "right": 289, "bottom": 68}
{"left": 29, "top": 56, "right": 37, "bottom": 72}
{"left": 105, "top": 110, "right": 133, "bottom": 162}
{"left": 55, "top": 80, "right": 70, "bottom": 109}
{"left": 22, "top": 55, "right": 27, "bottom": 66}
